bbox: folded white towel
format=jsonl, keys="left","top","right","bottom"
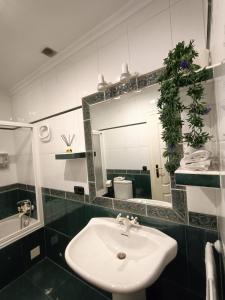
{"left": 184, "top": 150, "right": 211, "bottom": 163}
{"left": 180, "top": 149, "right": 212, "bottom": 170}
{"left": 180, "top": 159, "right": 211, "bottom": 171}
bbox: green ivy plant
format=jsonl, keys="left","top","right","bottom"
{"left": 157, "top": 40, "right": 211, "bottom": 173}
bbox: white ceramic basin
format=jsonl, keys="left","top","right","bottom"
{"left": 65, "top": 217, "right": 177, "bottom": 300}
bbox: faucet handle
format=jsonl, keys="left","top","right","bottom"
{"left": 116, "top": 213, "right": 122, "bottom": 219}
{"left": 116, "top": 213, "right": 123, "bottom": 224}
{"left": 131, "top": 216, "right": 139, "bottom": 225}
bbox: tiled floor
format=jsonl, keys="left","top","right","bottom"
{"left": 0, "top": 258, "right": 111, "bottom": 300}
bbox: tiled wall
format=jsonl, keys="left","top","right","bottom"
{"left": 0, "top": 183, "right": 37, "bottom": 220}
{"left": 0, "top": 228, "right": 45, "bottom": 289}
{"left": 41, "top": 190, "right": 223, "bottom": 300}
{"left": 214, "top": 64, "right": 225, "bottom": 272}
{"left": 0, "top": 93, "right": 17, "bottom": 187}
{"left": 0, "top": 185, "right": 18, "bottom": 220}
{"left": 0, "top": 123, "right": 35, "bottom": 193}
{"left": 0, "top": 90, "right": 12, "bottom": 121}
{"left": 14, "top": 128, "right": 35, "bottom": 186}
{"left": 37, "top": 108, "right": 88, "bottom": 193}
{"left": 0, "top": 188, "right": 223, "bottom": 298}
{"left": 10, "top": 0, "right": 220, "bottom": 218}
{"left": 11, "top": 0, "right": 207, "bottom": 121}
{"left": 210, "top": 0, "right": 225, "bottom": 64}
{"left": 90, "top": 87, "right": 157, "bottom": 171}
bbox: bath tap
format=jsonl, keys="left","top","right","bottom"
{"left": 17, "top": 200, "right": 34, "bottom": 228}
{"left": 116, "top": 213, "right": 140, "bottom": 235}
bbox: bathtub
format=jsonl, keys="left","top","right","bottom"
{"left": 0, "top": 214, "right": 42, "bottom": 249}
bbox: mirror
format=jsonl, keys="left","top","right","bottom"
{"left": 90, "top": 84, "right": 172, "bottom": 204}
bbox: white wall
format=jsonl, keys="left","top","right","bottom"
{"left": 0, "top": 130, "right": 18, "bottom": 186}
{"left": 103, "top": 124, "right": 150, "bottom": 170}
{"left": 13, "top": 128, "right": 34, "bottom": 186}
{"left": 37, "top": 109, "right": 88, "bottom": 193}
{"left": 210, "top": 0, "right": 225, "bottom": 64}
{"left": 91, "top": 85, "right": 158, "bottom": 170}
{"left": 10, "top": 0, "right": 220, "bottom": 212}
{"left": 11, "top": 0, "right": 207, "bottom": 122}
{"left": 0, "top": 90, "right": 17, "bottom": 186}
{"left": 214, "top": 63, "right": 225, "bottom": 261}
{"left": 0, "top": 90, "right": 13, "bottom": 121}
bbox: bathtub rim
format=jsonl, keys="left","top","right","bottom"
{"left": 0, "top": 214, "right": 43, "bottom": 249}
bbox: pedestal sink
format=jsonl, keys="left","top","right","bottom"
{"left": 65, "top": 217, "right": 177, "bottom": 300}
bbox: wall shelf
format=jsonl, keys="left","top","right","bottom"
{"left": 55, "top": 152, "right": 86, "bottom": 160}
{"left": 175, "top": 168, "right": 220, "bottom": 188}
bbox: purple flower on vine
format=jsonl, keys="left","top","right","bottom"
{"left": 202, "top": 107, "right": 212, "bottom": 115}
{"left": 168, "top": 144, "right": 175, "bottom": 152}
{"left": 180, "top": 60, "right": 190, "bottom": 69}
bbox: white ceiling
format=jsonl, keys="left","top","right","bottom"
{"left": 0, "top": 0, "right": 130, "bottom": 91}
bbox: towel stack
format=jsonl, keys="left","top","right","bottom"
{"left": 180, "top": 149, "right": 211, "bottom": 171}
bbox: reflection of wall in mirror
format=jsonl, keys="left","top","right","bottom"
{"left": 90, "top": 86, "right": 172, "bottom": 202}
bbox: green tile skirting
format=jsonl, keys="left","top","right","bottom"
{"left": 175, "top": 173, "right": 220, "bottom": 188}
{"left": 107, "top": 168, "right": 150, "bottom": 175}
{"left": 42, "top": 186, "right": 217, "bottom": 231}
{"left": 189, "top": 211, "right": 217, "bottom": 230}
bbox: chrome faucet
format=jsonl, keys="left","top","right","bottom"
{"left": 17, "top": 200, "right": 34, "bottom": 229}
{"left": 116, "top": 213, "right": 140, "bottom": 236}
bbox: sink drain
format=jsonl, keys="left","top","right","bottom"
{"left": 117, "top": 252, "right": 126, "bottom": 260}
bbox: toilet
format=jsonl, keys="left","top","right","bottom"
{"left": 113, "top": 177, "right": 133, "bottom": 199}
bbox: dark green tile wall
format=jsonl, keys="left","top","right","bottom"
{"left": 42, "top": 193, "right": 222, "bottom": 300}
{"left": 0, "top": 185, "right": 37, "bottom": 220}
{"left": 1, "top": 189, "right": 223, "bottom": 300}
{"left": 0, "top": 228, "right": 45, "bottom": 289}
{"left": 0, "top": 189, "right": 19, "bottom": 219}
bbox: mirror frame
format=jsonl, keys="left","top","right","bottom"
{"left": 82, "top": 67, "right": 213, "bottom": 224}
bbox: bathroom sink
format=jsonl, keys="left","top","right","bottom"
{"left": 65, "top": 217, "right": 177, "bottom": 300}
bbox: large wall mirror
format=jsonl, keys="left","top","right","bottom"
{"left": 83, "top": 67, "right": 215, "bottom": 222}
{"left": 90, "top": 84, "right": 172, "bottom": 204}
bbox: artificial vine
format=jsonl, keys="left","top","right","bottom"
{"left": 158, "top": 40, "right": 211, "bottom": 173}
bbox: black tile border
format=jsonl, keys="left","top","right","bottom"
{"left": 147, "top": 205, "right": 183, "bottom": 223}
{"left": 81, "top": 66, "right": 216, "bottom": 229}
{"left": 175, "top": 173, "right": 220, "bottom": 188}
{"left": 93, "top": 197, "right": 113, "bottom": 208}
{"left": 0, "top": 183, "right": 37, "bottom": 193}
{"left": 0, "top": 183, "right": 19, "bottom": 192}
{"left": 42, "top": 186, "right": 86, "bottom": 203}
{"left": 107, "top": 169, "right": 150, "bottom": 175}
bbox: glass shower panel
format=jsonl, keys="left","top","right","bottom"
{"left": 0, "top": 125, "right": 38, "bottom": 242}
